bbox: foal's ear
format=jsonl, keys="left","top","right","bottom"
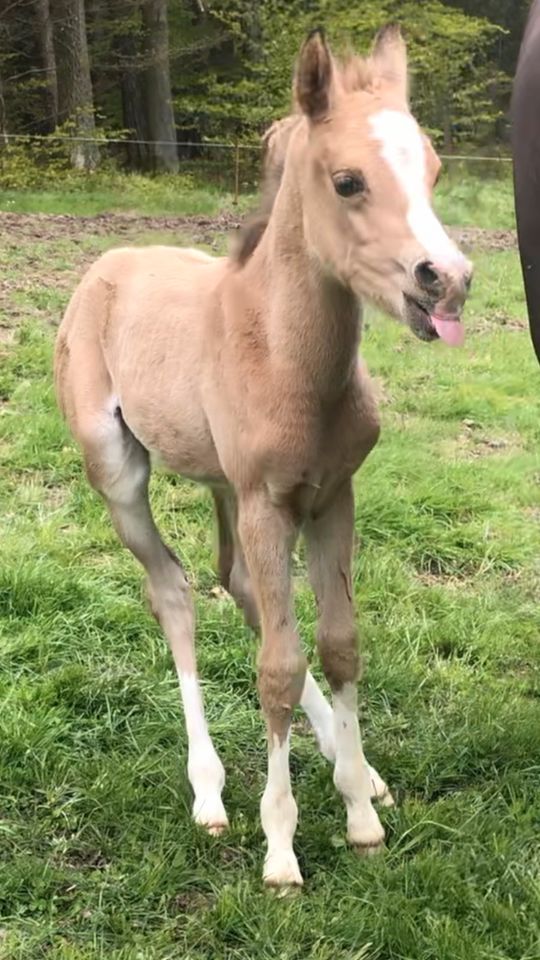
{"left": 295, "top": 28, "right": 334, "bottom": 121}
{"left": 371, "top": 23, "right": 408, "bottom": 100}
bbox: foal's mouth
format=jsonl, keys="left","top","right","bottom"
{"left": 404, "top": 295, "right": 465, "bottom": 347}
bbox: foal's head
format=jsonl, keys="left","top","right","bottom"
{"left": 290, "top": 26, "right": 472, "bottom": 345}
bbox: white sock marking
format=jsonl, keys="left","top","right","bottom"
{"left": 178, "top": 671, "right": 228, "bottom": 832}
{"left": 301, "top": 673, "right": 393, "bottom": 802}
{"left": 300, "top": 671, "right": 336, "bottom": 762}
{"left": 333, "top": 683, "right": 385, "bottom": 848}
{"left": 261, "top": 733, "right": 303, "bottom": 886}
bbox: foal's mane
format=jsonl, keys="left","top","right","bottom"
{"left": 232, "top": 51, "right": 376, "bottom": 268}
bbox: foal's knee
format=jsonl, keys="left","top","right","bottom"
{"left": 318, "top": 628, "right": 360, "bottom": 692}
{"left": 258, "top": 641, "right": 307, "bottom": 741}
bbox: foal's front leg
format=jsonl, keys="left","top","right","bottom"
{"left": 238, "top": 491, "right": 307, "bottom": 887}
{"left": 305, "top": 480, "right": 386, "bottom": 852}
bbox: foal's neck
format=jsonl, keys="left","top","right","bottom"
{"left": 251, "top": 170, "right": 361, "bottom": 401}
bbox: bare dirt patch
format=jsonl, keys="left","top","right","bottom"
{"left": 0, "top": 211, "right": 242, "bottom": 330}
{"left": 0, "top": 210, "right": 516, "bottom": 252}
{"left": 0, "top": 326, "right": 15, "bottom": 344}
{"left": 467, "top": 313, "right": 526, "bottom": 335}
{"left": 0, "top": 210, "right": 242, "bottom": 247}
{"left": 441, "top": 418, "right": 524, "bottom": 460}
{"left": 416, "top": 571, "right": 471, "bottom": 590}
{"left": 448, "top": 226, "right": 516, "bottom": 252}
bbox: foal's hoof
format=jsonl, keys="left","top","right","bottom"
{"left": 263, "top": 850, "right": 304, "bottom": 889}
{"left": 195, "top": 815, "right": 229, "bottom": 836}
{"left": 193, "top": 797, "right": 229, "bottom": 836}
{"left": 352, "top": 840, "right": 385, "bottom": 857}
{"left": 347, "top": 804, "right": 385, "bottom": 854}
{"left": 205, "top": 821, "right": 228, "bottom": 837}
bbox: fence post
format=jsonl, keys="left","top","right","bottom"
{"left": 233, "top": 140, "right": 240, "bottom": 204}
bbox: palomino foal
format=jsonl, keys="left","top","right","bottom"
{"left": 55, "top": 27, "right": 471, "bottom": 887}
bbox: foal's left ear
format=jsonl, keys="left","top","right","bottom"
{"left": 371, "top": 23, "right": 408, "bottom": 100}
{"left": 295, "top": 28, "right": 335, "bottom": 121}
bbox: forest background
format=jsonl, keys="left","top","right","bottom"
{"left": 0, "top": 0, "right": 530, "bottom": 186}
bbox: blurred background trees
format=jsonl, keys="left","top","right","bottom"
{"left": 0, "top": 0, "right": 531, "bottom": 172}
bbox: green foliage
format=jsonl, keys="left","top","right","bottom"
{"left": 177, "top": 0, "right": 508, "bottom": 146}
{"left": 0, "top": 119, "right": 113, "bottom": 189}
{"left": 435, "top": 165, "right": 515, "bottom": 229}
{"left": 0, "top": 0, "right": 515, "bottom": 183}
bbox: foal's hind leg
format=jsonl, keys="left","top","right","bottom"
{"left": 299, "top": 669, "right": 393, "bottom": 803}
{"left": 80, "top": 405, "right": 228, "bottom": 834}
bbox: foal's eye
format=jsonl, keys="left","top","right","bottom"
{"left": 332, "top": 172, "right": 366, "bottom": 198}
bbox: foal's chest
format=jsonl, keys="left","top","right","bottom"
{"left": 263, "top": 379, "right": 380, "bottom": 514}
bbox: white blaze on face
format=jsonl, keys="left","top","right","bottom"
{"left": 369, "top": 110, "right": 466, "bottom": 274}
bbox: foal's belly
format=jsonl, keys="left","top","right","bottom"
{"left": 153, "top": 442, "right": 225, "bottom": 484}
{"left": 119, "top": 389, "right": 225, "bottom": 483}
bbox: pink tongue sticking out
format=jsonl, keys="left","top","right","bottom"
{"left": 431, "top": 314, "right": 465, "bottom": 347}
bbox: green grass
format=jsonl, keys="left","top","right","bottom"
{"left": 435, "top": 168, "right": 515, "bottom": 230}
{"left": 0, "top": 166, "right": 514, "bottom": 228}
{"left": 0, "top": 172, "right": 253, "bottom": 218}
{"left": 1, "top": 211, "right": 539, "bottom": 960}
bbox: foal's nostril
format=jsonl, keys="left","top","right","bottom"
{"left": 414, "top": 260, "right": 441, "bottom": 293}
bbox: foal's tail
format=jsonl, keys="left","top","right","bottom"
{"left": 54, "top": 262, "right": 115, "bottom": 432}
{"left": 54, "top": 284, "right": 82, "bottom": 420}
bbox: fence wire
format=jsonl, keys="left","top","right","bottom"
{"left": 0, "top": 131, "right": 512, "bottom": 198}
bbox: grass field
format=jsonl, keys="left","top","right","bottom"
{"left": 0, "top": 164, "right": 515, "bottom": 228}
{"left": 1, "top": 187, "right": 539, "bottom": 959}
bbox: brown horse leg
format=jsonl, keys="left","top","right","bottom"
{"left": 81, "top": 405, "right": 228, "bottom": 834}
{"left": 237, "top": 490, "right": 307, "bottom": 886}
{"left": 212, "top": 488, "right": 260, "bottom": 630}
{"left": 212, "top": 490, "right": 359, "bottom": 765}
{"left": 212, "top": 488, "right": 235, "bottom": 592}
{"left": 305, "top": 480, "right": 389, "bottom": 852}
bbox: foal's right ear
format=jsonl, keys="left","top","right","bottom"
{"left": 295, "top": 28, "right": 334, "bottom": 121}
{"left": 370, "top": 23, "right": 408, "bottom": 100}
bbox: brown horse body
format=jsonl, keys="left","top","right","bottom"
{"left": 512, "top": 0, "right": 540, "bottom": 364}
{"left": 55, "top": 27, "right": 471, "bottom": 886}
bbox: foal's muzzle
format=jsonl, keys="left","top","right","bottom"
{"left": 413, "top": 257, "right": 473, "bottom": 308}
{"left": 406, "top": 256, "right": 473, "bottom": 346}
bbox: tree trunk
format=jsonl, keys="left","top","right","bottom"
{"left": 141, "top": 0, "right": 178, "bottom": 173}
{"left": 0, "top": 72, "right": 8, "bottom": 147}
{"left": 115, "top": 0, "right": 150, "bottom": 170}
{"left": 121, "top": 51, "right": 151, "bottom": 170}
{"left": 85, "top": 0, "right": 107, "bottom": 108}
{"left": 442, "top": 104, "right": 453, "bottom": 153}
{"left": 52, "top": 0, "right": 99, "bottom": 169}
{"left": 34, "top": 0, "right": 58, "bottom": 130}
